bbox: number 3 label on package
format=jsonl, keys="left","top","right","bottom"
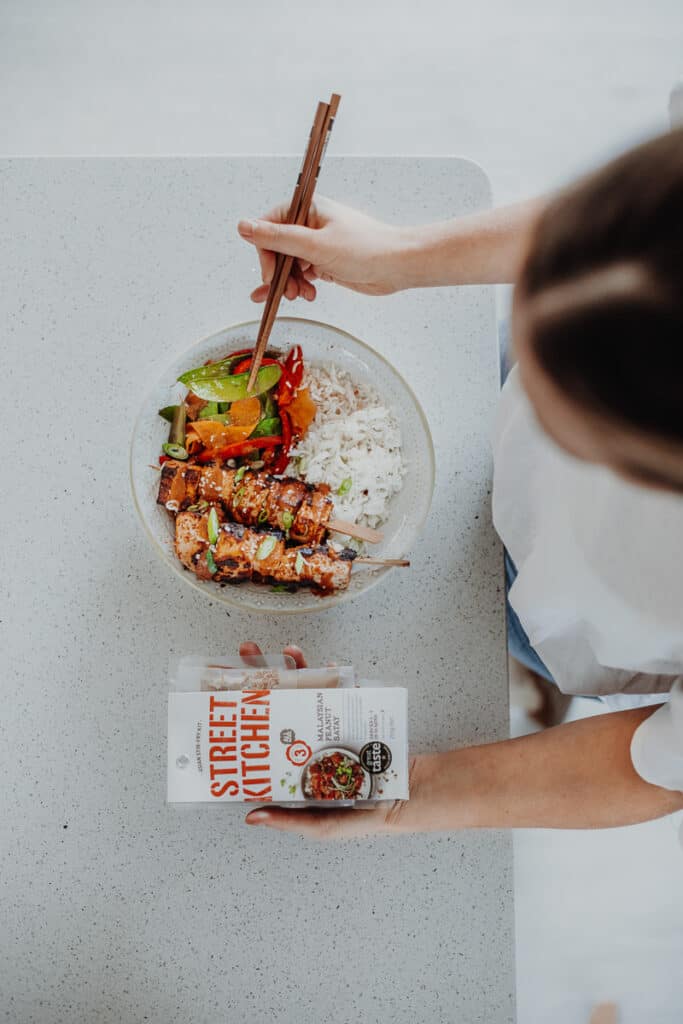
{"left": 286, "top": 740, "right": 312, "bottom": 766}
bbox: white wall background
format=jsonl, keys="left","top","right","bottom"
{"left": 2, "top": 2, "right": 682, "bottom": 1022}
{"left": 2, "top": 0, "right": 682, "bottom": 204}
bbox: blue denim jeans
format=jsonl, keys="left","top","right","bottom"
{"left": 505, "top": 551, "right": 555, "bottom": 683}
{"left": 499, "top": 321, "right": 556, "bottom": 684}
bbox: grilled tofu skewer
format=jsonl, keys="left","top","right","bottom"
{"left": 175, "top": 510, "right": 357, "bottom": 593}
{"left": 158, "top": 460, "right": 383, "bottom": 545}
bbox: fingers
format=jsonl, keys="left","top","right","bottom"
{"left": 238, "top": 219, "right": 321, "bottom": 262}
{"left": 250, "top": 276, "right": 317, "bottom": 304}
{"left": 239, "top": 641, "right": 263, "bottom": 660}
{"left": 289, "top": 265, "right": 316, "bottom": 301}
{"left": 250, "top": 283, "right": 270, "bottom": 303}
{"left": 245, "top": 805, "right": 387, "bottom": 839}
{"left": 257, "top": 247, "right": 276, "bottom": 287}
{"left": 282, "top": 645, "right": 307, "bottom": 669}
{"left": 238, "top": 642, "right": 307, "bottom": 668}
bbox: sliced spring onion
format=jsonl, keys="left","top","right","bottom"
{"left": 158, "top": 405, "right": 178, "bottom": 423}
{"left": 234, "top": 465, "right": 247, "bottom": 484}
{"left": 255, "top": 535, "right": 277, "bottom": 561}
{"left": 281, "top": 510, "right": 294, "bottom": 531}
{"left": 295, "top": 551, "right": 305, "bottom": 575}
{"left": 234, "top": 486, "right": 245, "bottom": 505}
{"left": 207, "top": 507, "right": 220, "bottom": 545}
{"left": 162, "top": 442, "right": 188, "bottom": 460}
{"left": 337, "top": 477, "right": 352, "bottom": 496}
{"left": 257, "top": 507, "right": 269, "bottom": 524}
{"left": 206, "top": 549, "right": 218, "bottom": 575}
{"left": 271, "top": 584, "right": 290, "bottom": 593}
{"left": 187, "top": 500, "right": 209, "bottom": 513}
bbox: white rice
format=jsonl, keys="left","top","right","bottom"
{"left": 288, "top": 364, "right": 405, "bottom": 529}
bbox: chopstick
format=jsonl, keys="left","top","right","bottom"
{"left": 247, "top": 93, "right": 341, "bottom": 393}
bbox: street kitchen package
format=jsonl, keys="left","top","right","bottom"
{"left": 168, "top": 687, "right": 409, "bottom": 805}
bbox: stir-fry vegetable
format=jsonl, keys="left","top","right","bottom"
{"left": 159, "top": 344, "right": 315, "bottom": 473}
{"left": 271, "top": 410, "right": 292, "bottom": 475}
{"left": 163, "top": 404, "right": 188, "bottom": 459}
{"left": 250, "top": 416, "right": 282, "bottom": 438}
{"left": 255, "top": 535, "right": 277, "bottom": 561}
{"left": 179, "top": 363, "right": 281, "bottom": 403}
{"left": 207, "top": 507, "right": 220, "bottom": 545}
{"left": 162, "top": 442, "right": 188, "bottom": 460}
{"left": 195, "top": 434, "right": 284, "bottom": 464}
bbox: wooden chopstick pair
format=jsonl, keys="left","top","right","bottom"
{"left": 240, "top": 93, "right": 390, "bottom": 551}
{"left": 246, "top": 93, "right": 341, "bottom": 393}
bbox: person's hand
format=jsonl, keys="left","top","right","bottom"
{"left": 239, "top": 640, "right": 307, "bottom": 669}
{"left": 237, "top": 641, "right": 423, "bottom": 839}
{"left": 237, "top": 196, "right": 412, "bottom": 302}
{"left": 244, "top": 760, "right": 424, "bottom": 840}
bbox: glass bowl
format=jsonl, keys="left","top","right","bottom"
{"left": 130, "top": 316, "right": 435, "bottom": 614}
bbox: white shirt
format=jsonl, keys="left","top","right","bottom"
{"left": 492, "top": 368, "right": 683, "bottom": 792}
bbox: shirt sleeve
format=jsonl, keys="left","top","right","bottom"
{"left": 630, "top": 680, "right": 683, "bottom": 792}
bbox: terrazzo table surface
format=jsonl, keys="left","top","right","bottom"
{"left": 0, "top": 158, "right": 514, "bottom": 1023}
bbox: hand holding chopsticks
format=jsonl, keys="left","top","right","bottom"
{"left": 245, "top": 93, "right": 341, "bottom": 392}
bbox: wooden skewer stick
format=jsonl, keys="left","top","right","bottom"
{"left": 328, "top": 518, "right": 383, "bottom": 544}
{"left": 356, "top": 557, "right": 410, "bottom": 568}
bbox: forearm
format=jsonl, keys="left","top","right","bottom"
{"left": 394, "top": 197, "right": 544, "bottom": 288}
{"left": 404, "top": 707, "right": 683, "bottom": 831}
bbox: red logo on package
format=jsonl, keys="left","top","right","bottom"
{"left": 286, "top": 740, "right": 312, "bottom": 766}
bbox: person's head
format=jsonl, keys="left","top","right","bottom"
{"left": 513, "top": 127, "right": 683, "bottom": 492}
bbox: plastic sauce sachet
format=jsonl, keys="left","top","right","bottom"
{"left": 170, "top": 656, "right": 355, "bottom": 693}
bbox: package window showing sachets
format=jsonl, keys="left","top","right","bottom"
{"left": 167, "top": 660, "right": 409, "bottom": 807}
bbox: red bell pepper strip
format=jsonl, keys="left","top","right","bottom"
{"left": 158, "top": 454, "right": 171, "bottom": 465}
{"left": 232, "top": 355, "right": 280, "bottom": 376}
{"left": 270, "top": 410, "right": 292, "bottom": 474}
{"left": 195, "top": 434, "right": 283, "bottom": 464}
{"left": 277, "top": 368, "right": 295, "bottom": 407}
{"left": 277, "top": 345, "right": 304, "bottom": 407}
{"left": 285, "top": 345, "right": 304, "bottom": 388}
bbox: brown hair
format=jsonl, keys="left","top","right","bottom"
{"left": 519, "top": 128, "right": 683, "bottom": 446}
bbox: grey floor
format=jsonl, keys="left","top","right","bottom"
{"left": 2, "top": 2, "right": 683, "bottom": 1022}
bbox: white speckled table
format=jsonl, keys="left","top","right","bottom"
{"left": 0, "top": 158, "right": 513, "bottom": 1023}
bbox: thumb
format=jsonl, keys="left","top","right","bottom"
{"left": 238, "top": 219, "right": 320, "bottom": 261}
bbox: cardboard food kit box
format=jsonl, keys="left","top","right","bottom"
{"left": 167, "top": 657, "right": 409, "bottom": 807}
